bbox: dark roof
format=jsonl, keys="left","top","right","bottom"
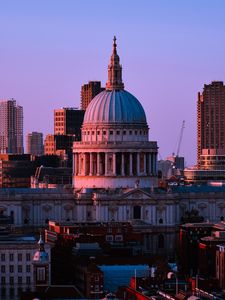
{"left": 44, "top": 285, "right": 82, "bottom": 298}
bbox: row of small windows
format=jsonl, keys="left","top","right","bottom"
{"left": 1, "top": 276, "right": 31, "bottom": 285}
{"left": 55, "top": 112, "right": 64, "bottom": 116}
{"left": 1, "top": 264, "right": 31, "bottom": 273}
{"left": 55, "top": 122, "right": 64, "bottom": 126}
{"left": 55, "top": 117, "right": 64, "bottom": 121}
{"left": 1, "top": 253, "right": 31, "bottom": 261}
{"left": 83, "top": 130, "right": 148, "bottom": 136}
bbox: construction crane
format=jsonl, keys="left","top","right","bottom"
{"left": 176, "top": 120, "right": 185, "bottom": 157}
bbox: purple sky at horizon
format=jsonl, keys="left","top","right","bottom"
{"left": 1, "top": 0, "right": 225, "bottom": 166}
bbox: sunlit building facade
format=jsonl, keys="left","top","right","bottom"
{"left": 0, "top": 99, "right": 23, "bottom": 154}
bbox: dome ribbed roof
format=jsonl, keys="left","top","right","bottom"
{"left": 83, "top": 90, "right": 147, "bottom": 125}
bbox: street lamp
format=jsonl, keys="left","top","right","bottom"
{"left": 167, "top": 271, "right": 178, "bottom": 296}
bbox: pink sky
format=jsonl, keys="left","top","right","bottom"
{"left": 1, "top": 0, "right": 225, "bottom": 166}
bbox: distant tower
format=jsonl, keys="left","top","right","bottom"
{"left": 0, "top": 98, "right": 23, "bottom": 154}
{"left": 26, "top": 132, "right": 44, "bottom": 156}
{"left": 32, "top": 234, "right": 50, "bottom": 290}
{"left": 54, "top": 107, "right": 84, "bottom": 137}
{"left": 197, "top": 81, "right": 225, "bottom": 166}
{"left": 81, "top": 81, "right": 105, "bottom": 110}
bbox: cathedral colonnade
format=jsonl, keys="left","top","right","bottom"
{"left": 73, "top": 151, "right": 157, "bottom": 177}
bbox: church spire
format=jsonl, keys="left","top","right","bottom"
{"left": 106, "top": 36, "right": 124, "bottom": 91}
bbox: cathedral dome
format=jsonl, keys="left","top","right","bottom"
{"left": 83, "top": 89, "right": 147, "bottom": 125}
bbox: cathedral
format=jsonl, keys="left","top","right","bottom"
{"left": 73, "top": 36, "right": 158, "bottom": 190}
{"left": 72, "top": 37, "right": 159, "bottom": 224}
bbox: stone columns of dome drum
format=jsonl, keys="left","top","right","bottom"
{"left": 78, "top": 154, "right": 82, "bottom": 175}
{"left": 83, "top": 153, "right": 87, "bottom": 175}
{"left": 149, "top": 153, "right": 152, "bottom": 175}
{"left": 89, "top": 153, "right": 93, "bottom": 176}
{"left": 105, "top": 153, "right": 108, "bottom": 176}
{"left": 113, "top": 153, "right": 116, "bottom": 175}
{"left": 153, "top": 153, "right": 156, "bottom": 175}
{"left": 137, "top": 153, "right": 140, "bottom": 175}
{"left": 129, "top": 153, "right": 133, "bottom": 176}
{"left": 143, "top": 153, "right": 147, "bottom": 175}
{"left": 97, "top": 153, "right": 100, "bottom": 175}
{"left": 121, "top": 153, "right": 125, "bottom": 176}
{"left": 74, "top": 153, "right": 77, "bottom": 175}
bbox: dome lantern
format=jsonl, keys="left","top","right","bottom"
{"left": 106, "top": 36, "right": 124, "bottom": 91}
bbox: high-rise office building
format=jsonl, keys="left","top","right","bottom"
{"left": 197, "top": 81, "right": 225, "bottom": 166}
{"left": 0, "top": 99, "right": 23, "bottom": 154}
{"left": 26, "top": 132, "right": 44, "bottom": 156}
{"left": 54, "top": 107, "right": 84, "bottom": 138}
{"left": 80, "top": 81, "right": 105, "bottom": 110}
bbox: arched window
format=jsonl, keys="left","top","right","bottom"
{"left": 159, "top": 218, "right": 163, "bottom": 224}
{"left": 158, "top": 234, "right": 164, "bottom": 249}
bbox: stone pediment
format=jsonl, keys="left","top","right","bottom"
{"left": 121, "top": 188, "right": 152, "bottom": 200}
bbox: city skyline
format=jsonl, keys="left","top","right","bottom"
{"left": 1, "top": 1, "right": 225, "bottom": 166}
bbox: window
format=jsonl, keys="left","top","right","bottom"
{"left": 18, "top": 265, "right": 22, "bottom": 273}
{"left": 1, "top": 277, "right": 5, "bottom": 285}
{"left": 158, "top": 234, "right": 164, "bottom": 249}
{"left": 10, "top": 288, "right": 14, "bottom": 296}
{"left": 1, "top": 265, "right": 5, "bottom": 273}
{"left": 135, "top": 131, "right": 137, "bottom": 135}
{"left": 116, "top": 131, "right": 120, "bottom": 135}
{"left": 110, "top": 131, "right": 113, "bottom": 135}
{"left": 123, "top": 130, "right": 126, "bottom": 135}
{"left": 26, "top": 265, "right": 31, "bottom": 273}
{"left": 159, "top": 218, "right": 163, "bottom": 224}
{"left": 133, "top": 206, "right": 141, "bottom": 219}
{"left": 1, "top": 287, "right": 6, "bottom": 297}
{"left": 129, "top": 130, "right": 132, "bottom": 135}
{"left": 106, "top": 235, "right": 113, "bottom": 242}
{"left": 37, "top": 267, "right": 45, "bottom": 281}
{"left": 18, "top": 253, "right": 22, "bottom": 261}
{"left": 18, "top": 277, "right": 22, "bottom": 284}
{"left": 9, "top": 253, "right": 14, "bottom": 261}
{"left": 1, "top": 253, "right": 5, "bottom": 261}
{"left": 97, "top": 131, "right": 100, "bottom": 135}
{"left": 103, "top": 131, "right": 106, "bottom": 135}
{"left": 26, "top": 276, "right": 31, "bottom": 284}
{"left": 26, "top": 253, "right": 31, "bottom": 261}
{"left": 9, "top": 277, "right": 14, "bottom": 285}
{"left": 115, "top": 235, "right": 123, "bottom": 241}
{"left": 10, "top": 265, "right": 14, "bottom": 273}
